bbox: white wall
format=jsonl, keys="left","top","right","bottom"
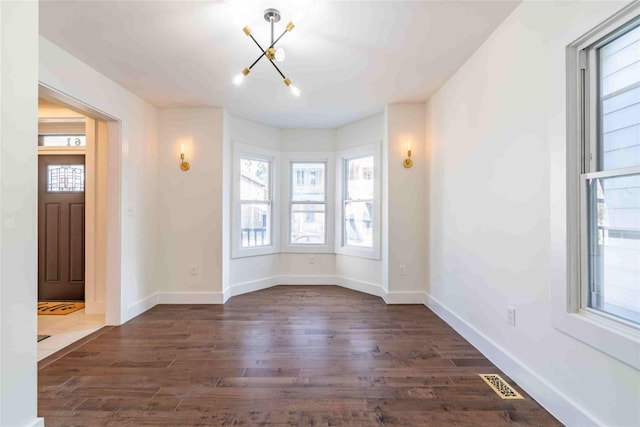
{"left": 222, "top": 111, "right": 232, "bottom": 294}
{"left": 156, "top": 114, "right": 344, "bottom": 298}
{"left": 335, "top": 114, "right": 384, "bottom": 294}
{"left": 0, "top": 2, "right": 42, "bottom": 426}
{"left": 385, "top": 104, "right": 427, "bottom": 302}
{"left": 156, "top": 108, "right": 225, "bottom": 302}
{"left": 156, "top": 110, "right": 410, "bottom": 303}
{"left": 335, "top": 114, "right": 383, "bottom": 150}
{"left": 280, "top": 128, "right": 335, "bottom": 152}
{"left": 231, "top": 115, "right": 281, "bottom": 150}
{"left": 424, "top": 1, "right": 639, "bottom": 426}
{"left": 228, "top": 116, "right": 281, "bottom": 290}
{"left": 39, "top": 36, "right": 159, "bottom": 324}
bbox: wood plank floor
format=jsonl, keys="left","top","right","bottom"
{"left": 38, "top": 286, "right": 562, "bottom": 426}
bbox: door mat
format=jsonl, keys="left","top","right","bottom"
{"left": 37, "top": 334, "right": 51, "bottom": 342}
{"left": 38, "top": 302, "right": 85, "bottom": 315}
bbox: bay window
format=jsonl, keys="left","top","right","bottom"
{"left": 289, "top": 162, "right": 326, "bottom": 245}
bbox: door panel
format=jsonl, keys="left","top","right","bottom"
{"left": 69, "top": 203, "right": 85, "bottom": 282}
{"left": 38, "top": 155, "right": 85, "bottom": 301}
{"left": 44, "top": 203, "right": 61, "bottom": 282}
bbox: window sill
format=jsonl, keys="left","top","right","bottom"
{"left": 553, "top": 309, "right": 640, "bottom": 369}
{"left": 336, "top": 246, "right": 380, "bottom": 261}
{"left": 281, "top": 245, "right": 334, "bottom": 254}
{"left": 231, "top": 246, "right": 279, "bottom": 259}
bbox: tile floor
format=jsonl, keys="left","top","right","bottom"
{"left": 37, "top": 309, "right": 105, "bottom": 361}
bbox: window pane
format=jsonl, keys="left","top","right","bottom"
{"left": 47, "top": 165, "right": 85, "bottom": 192}
{"left": 240, "top": 203, "right": 270, "bottom": 248}
{"left": 292, "top": 162, "right": 325, "bottom": 202}
{"left": 290, "top": 204, "right": 325, "bottom": 244}
{"left": 344, "top": 201, "right": 373, "bottom": 247}
{"left": 240, "top": 158, "right": 269, "bottom": 201}
{"left": 38, "top": 135, "right": 86, "bottom": 147}
{"left": 346, "top": 156, "right": 374, "bottom": 200}
{"left": 599, "top": 24, "right": 640, "bottom": 171}
{"left": 588, "top": 174, "right": 640, "bottom": 324}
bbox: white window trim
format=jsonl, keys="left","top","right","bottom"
{"left": 335, "top": 143, "right": 381, "bottom": 260}
{"left": 555, "top": 3, "right": 640, "bottom": 370}
{"left": 281, "top": 152, "right": 334, "bottom": 254}
{"left": 231, "top": 143, "right": 279, "bottom": 258}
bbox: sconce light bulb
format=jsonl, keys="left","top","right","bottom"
{"left": 179, "top": 143, "right": 190, "bottom": 171}
{"left": 275, "top": 47, "right": 286, "bottom": 62}
{"left": 407, "top": 140, "right": 411, "bottom": 151}
{"left": 289, "top": 84, "right": 301, "bottom": 97}
{"left": 232, "top": 73, "right": 245, "bottom": 86}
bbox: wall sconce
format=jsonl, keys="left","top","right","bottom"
{"left": 403, "top": 140, "right": 413, "bottom": 169}
{"left": 180, "top": 143, "right": 190, "bottom": 171}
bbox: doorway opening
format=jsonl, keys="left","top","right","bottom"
{"left": 36, "top": 96, "right": 109, "bottom": 360}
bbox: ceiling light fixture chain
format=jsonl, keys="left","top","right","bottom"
{"left": 232, "top": 8, "right": 299, "bottom": 97}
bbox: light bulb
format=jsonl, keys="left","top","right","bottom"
{"left": 289, "top": 84, "right": 301, "bottom": 97}
{"left": 275, "top": 47, "right": 286, "bottom": 62}
{"left": 232, "top": 73, "right": 245, "bottom": 86}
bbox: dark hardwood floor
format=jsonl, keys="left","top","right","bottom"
{"left": 38, "top": 286, "right": 562, "bottom": 426}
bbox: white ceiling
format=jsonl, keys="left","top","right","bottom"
{"left": 40, "top": 0, "right": 520, "bottom": 128}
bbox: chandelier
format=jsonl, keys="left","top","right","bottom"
{"left": 232, "top": 8, "right": 300, "bottom": 97}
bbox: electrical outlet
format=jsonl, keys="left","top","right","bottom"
{"left": 309, "top": 255, "right": 316, "bottom": 264}
{"left": 399, "top": 265, "right": 406, "bottom": 276}
{"left": 190, "top": 265, "right": 197, "bottom": 276}
{"left": 507, "top": 306, "right": 516, "bottom": 326}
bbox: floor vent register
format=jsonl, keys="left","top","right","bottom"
{"left": 479, "top": 374, "right": 524, "bottom": 400}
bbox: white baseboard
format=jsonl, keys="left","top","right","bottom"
{"left": 424, "top": 293, "right": 598, "bottom": 427}
{"left": 126, "top": 277, "right": 408, "bottom": 323}
{"left": 226, "top": 276, "right": 280, "bottom": 300}
{"left": 278, "top": 275, "right": 337, "bottom": 285}
{"left": 123, "top": 293, "right": 158, "bottom": 323}
{"left": 335, "top": 276, "right": 385, "bottom": 298}
{"left": 225, "top": 275, "right": 386, "bottom": 301}
{"left": 157, "top": 291, "right": 225, "bottom": 304}
{"left": 384, "top": 291, "right": 425, "bottom": 304}
{"left": 23, "top": 417, "right": 45, "bottom": 427}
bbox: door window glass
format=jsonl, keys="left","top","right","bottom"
{"left": 47, "top": 165, "right": 85, "bottom": 192}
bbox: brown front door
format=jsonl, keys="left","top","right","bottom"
{"left": 38, "top": 155, "right": 85, "bottom": 301}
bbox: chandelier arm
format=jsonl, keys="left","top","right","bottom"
{"left": 247, "top": 33, "right": 287, "bottom": 79}
{"left": 248, "top": 53, "right": 266, "bottom": 70}
{"left": 248, "top": 29, "right": 287, "bottom": 57}
{"left": 246, "top": 36, "right": 271, "bottom": 70}
{"left": 268, "top": 29, "right": 288, "bottom": 50}
{"left": 267, "top": 57, "right": 286, "bottom": 79}
{"left": 248, "top": 33, "right": 268, "bottom": 55}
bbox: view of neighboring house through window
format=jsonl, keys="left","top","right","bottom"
{"left": 240, "top": 157, "right": 271, "bottom": 248}
{"left": 344, "top": 155, "right": 374, "bottom": 248}
{"left": 583, "top": 20, "right": 640, "bottom": 325}
{"left": 290, "top": 162, "right": 326, "bottom": 245}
